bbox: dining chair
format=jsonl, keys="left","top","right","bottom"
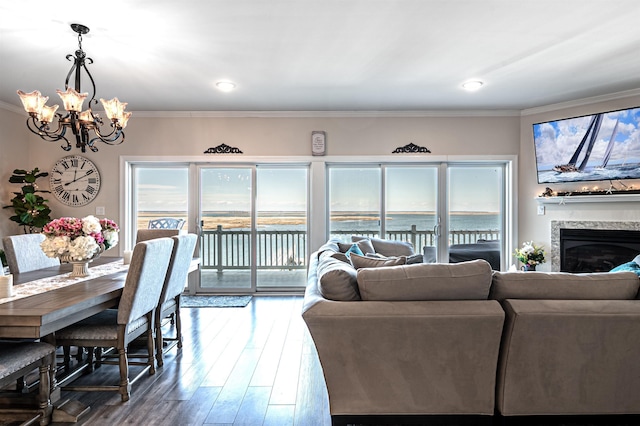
{"left": 155, "top": 233, "right": 198, "bottom": 366}
{"left": 135, "top": 228, "right": 182, "bottom": 243}
{"left": 0, "top": 341, "right": 56, "bottom": 426}
{"left": 3, "top": 234, "right": 60, "bottom": 274}
{"left": 55, "top": 237, "right": 174, "bottom": 402}
{"left": 147, "top": 217, "right": 185, "bottom": 229}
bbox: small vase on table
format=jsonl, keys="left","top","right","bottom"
{"left": 522, "top": 264, "right": 536, "bottom": 272}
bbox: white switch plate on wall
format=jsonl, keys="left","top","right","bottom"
{"left": 537, "top": 205, "right": 545, "bottom": 215}
{"left": 96, "top": 206, "right": 105, "bottom": 215}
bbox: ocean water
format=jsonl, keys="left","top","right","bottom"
{"left": 201, "top": 212, "right": 500, "bottom": 232}
{"left": 330, "top": 213, "right": 499, "bottom": 232}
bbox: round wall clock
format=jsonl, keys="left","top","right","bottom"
{"left": 50, "top": 155, "right": 101, "bottom": 206}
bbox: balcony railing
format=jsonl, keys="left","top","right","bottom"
{"left": 200, "top": 225, "right": 500, "bottom": 272}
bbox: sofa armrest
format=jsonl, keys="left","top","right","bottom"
{"left": 497, "top": 299, "right": 640, "bottom": 415}
{"left": 302, "top": 298, "right": 505, "bottom": 416}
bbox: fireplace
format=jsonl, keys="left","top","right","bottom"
{"left": 551, "top": 221, "right": 640, "bottom": 272}
{"left": 560, "top": 229, "right": 640, "bottom": 272}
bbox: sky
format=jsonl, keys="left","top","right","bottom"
{"left": 135, "top": 165, "right": 502, "bottom": 213}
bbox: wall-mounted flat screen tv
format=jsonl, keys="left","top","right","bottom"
{"left": 533, "top": 106, "right": 640, "bottom": 184}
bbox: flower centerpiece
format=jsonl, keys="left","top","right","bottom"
{"left": 40, "top": 215, "right": 119, "bottom": 277}
{"left": 514, "top": 241, "right": 545, "bottom": 271}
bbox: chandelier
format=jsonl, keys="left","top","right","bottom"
{"left": 17, "top": 23, "right": 131, "bottom": 153}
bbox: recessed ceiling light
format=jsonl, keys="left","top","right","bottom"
{"left": 216, "top": 81, "right": 236, "bottom": 92}
{"left": 462, "top": 80, "right": 484, "bottom": 91}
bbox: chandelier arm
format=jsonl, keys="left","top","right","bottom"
{"left": 90, "top": 126, "right": 125, "bottom": 146}
{"left": 64, "top": 54, "right": 79, "bottom": 91}
{"left": 25, "top": 117, "right": 72, "bottom": 151}
{"left": 80, "top": 60, "right": 97, "bottom": 104}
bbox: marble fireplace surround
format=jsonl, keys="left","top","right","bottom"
{"left": 551, "top": 220, "right": 640, "bottom": 271}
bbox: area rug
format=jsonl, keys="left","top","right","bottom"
{"left": 181, "top": 295, "right": 252, "bottom": 308}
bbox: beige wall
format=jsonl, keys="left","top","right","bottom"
{"left": 22, "top": 113, "right": 521, "bottom": 221}
{"left": 3, "top": 91, "right": 640, "bottom": 268}
{"left": 0, "top": 108, "right": 31, "bottom": 241}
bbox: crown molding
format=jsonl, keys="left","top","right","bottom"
{"left": 130, "top": 109, "right": 520, "bottom": 118}
{"left": 520, "top": 88, "right": 640, "bottom": 116}
{"left": 0, "top": 100, "right": 25, "bottom": 115}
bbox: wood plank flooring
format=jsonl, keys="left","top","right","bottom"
{"left": 51, "top": 295, "right": 332, "bottom": 426}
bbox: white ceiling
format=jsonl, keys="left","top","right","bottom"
{"left": 2, "top": 0, "right": 640, "bottom": 114}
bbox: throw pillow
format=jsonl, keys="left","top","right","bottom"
{"left": 406, "top": 253, "right": 424, "bottom": 264}
{"left": 357, "top": 259, "right": 493, "bottom": 301}
{"left": 349, "top": 253, "right": 406, "bottom": 269}
{"left": 352, "top": 236, "right": 414, "bottom": 256}
{"left": 317, "top": 256, "right": 360, "bottom": 301}
{"left": 338, "top": 239, "right": 375, "bottom": 255}
{"left": 610, "top": 261, "right": 640, "bottom": 276}
{"left": 344, "top": 243, "right": 364, "bottom": 259}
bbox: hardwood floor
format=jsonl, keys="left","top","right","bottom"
{"left": 52, "top": 295, "right": 332, "bottom": 426}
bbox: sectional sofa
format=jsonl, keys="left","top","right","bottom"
{"left": 302, "top": 237, "right": 640, "bottom": 426}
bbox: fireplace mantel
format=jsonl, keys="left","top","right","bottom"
{"left": 551, "top": 221, "right": 640, "bottom": 271}
{"left": 537, "top": 194, "right": 640, "bottom": 204}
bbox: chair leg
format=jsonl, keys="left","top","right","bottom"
{"left": 155, "top": 318, "right": 164, "bottom": 367}
{"left": 37, "top": 354, "right": 53, "bottom": 426}
{"left": 85, "top": 347, "right": 95, "bottom": 373}
{"left": 94, "top": 347, "right": 103, "bottom": 368}
{"left": 118, "top": 347, "right": 131, "bottom": 402}
{"left": 175, "top": 307, "right": 183, "bottom": 349}
{"left": 63, "top": 346, "right": 71, "bottom": 369}
{"left": 147, "top": 326, "right": 156, "bottom": 375}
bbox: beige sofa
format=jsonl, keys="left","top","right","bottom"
{"left": 302, "top": 239, "right": 506, "bottom": 425}
{"left": 302, "top": 238, "right": 640, "bottom": 425}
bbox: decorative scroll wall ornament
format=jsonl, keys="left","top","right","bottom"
{"left": 392, "top": 143, "right": 431, "bottom": 154}
{"left": 204, "top": 143, "right": 243, "bottom": 154}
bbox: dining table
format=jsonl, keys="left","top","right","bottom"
{"left": 0, "top": 255, "right": 200, "bottom": 339}
{"left": 0, "top": 257, "right": 128, "bottom": 340}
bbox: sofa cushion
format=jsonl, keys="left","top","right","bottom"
{"left": 317, "top": 256, "right": 360, "bottom": 301}
{"left": 338, "top": 239, "right": 375, "bottom": 255}
{"left": 490, "top": 271, "right": 640, "bottom": 301}
{"left": 352, "top": 236, "right": 414, "bottom": 256}
{"left": 357, "top": 259, "right": 492, "bottom": 301}
{"left": 349, "top": 253, "right": 406, "bottom": 269}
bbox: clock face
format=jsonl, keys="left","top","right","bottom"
{"left": 50, "top": 155, "right": 101, "bottom": 206}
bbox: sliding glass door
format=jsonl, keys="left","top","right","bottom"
{"left": 327, "top": 163, "right": 504, "bottom": 266}
{"left": 199, "top": 167, "right": 253, "bottom": 292}
{"left": 328, "top": 167, "right": 382, "bottom": 238}
{"left": 255, "top": 166, "right": 308, "bottom": 289}
{"left": 197, "top": 165, "right": 309, "bottom": 293}
{"left": 385, "top": 166, "right": 438, "bottom": 260}
{"left": 447, "top": 165, "right": 504, "bottom": 269}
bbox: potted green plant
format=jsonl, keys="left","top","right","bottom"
{"left": 3, "top": 168, "right": 53, "bottom": 233}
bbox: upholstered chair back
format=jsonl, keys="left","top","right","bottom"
{"left": 160, "top": 234, "right": 198, "bottom": 306}
{"left": 3, "top": 234, "right": 60, "bottom": 274}
{"left": 117, "top": 238, "right": 174, "bottom": 325}
{"left": 135, "top": 229, "right": 183, "bottom": 243}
